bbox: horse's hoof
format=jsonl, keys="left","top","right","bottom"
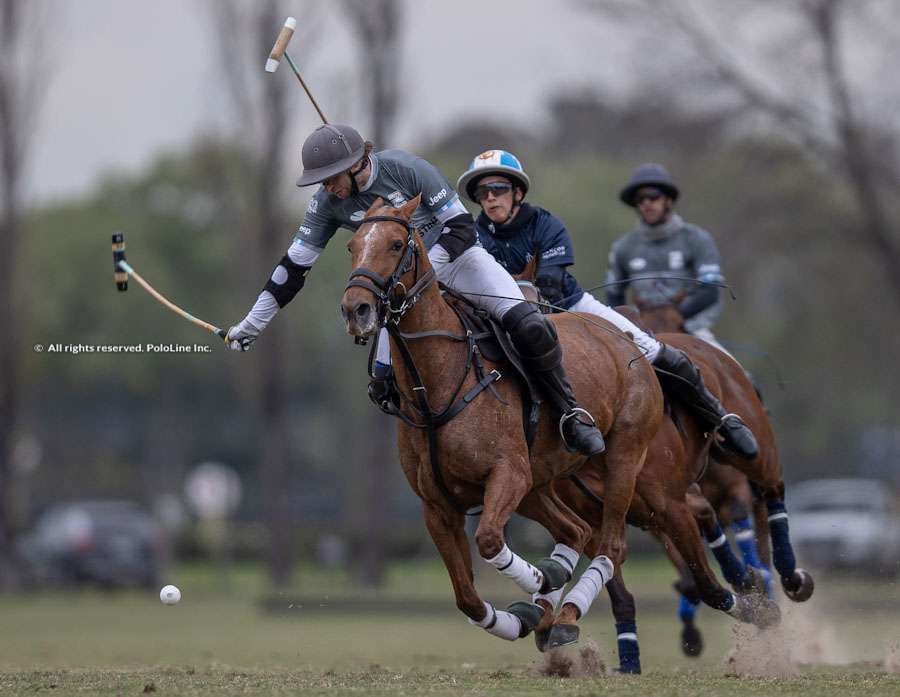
{"left": 680, "top": 624, "right": 703, "bottom": 657}
{"left": 731, "top": 593, "right": 781, "bottom": 628}
{"left": 737, "top": 565, "right": 770, "bottom": 596}
{"left": 536, "top": 557, "right": 571, "bottom": 594}
{"left": 534, "top": 628, "right": 550, "bottom": 653}
{"left": 547, "top": 623, "right": 580, "bottom": 649}
{"left": 782, "top": 568, "right": 814, "bottom": 602}
{"left": 506, "top": 601, "right": 545, "bottom": 639}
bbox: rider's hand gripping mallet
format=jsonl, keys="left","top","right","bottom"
{"left": 111, "top": 232, "right": 227, "bottom": 340}
{"left": 265, "top": 16, "right": 329, "bottom": 124}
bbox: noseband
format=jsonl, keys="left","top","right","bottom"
{"left": 345, "top": 215, "right": 436, "bottom": 326}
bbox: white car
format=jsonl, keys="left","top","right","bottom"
{"left": 787, "top": 478, "right": 900, "bottom": 575}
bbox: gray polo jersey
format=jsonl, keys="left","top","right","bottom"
{"left": 294, "top": 149, "right": 471, "bottom": 255}
{"left": 607, "top": 222, "right": 724, "bottom": 330}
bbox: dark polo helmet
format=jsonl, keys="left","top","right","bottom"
{"left": 619, "top": 163, "right": 680, "bottom": 206}
{"left": 296, "top": 123, "right": 366, "bottom": 187}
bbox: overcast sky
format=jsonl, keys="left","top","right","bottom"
{"left": 28, "top": 0, "right": 635, "bottom": 204}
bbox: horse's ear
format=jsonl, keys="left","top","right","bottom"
{"left": 365, "top": 197, "right": 386, "bottom": 215}
{"left": 398, "top": 193, "right": 422, "bottom": 221}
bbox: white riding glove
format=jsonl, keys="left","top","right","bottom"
{"left": 226, "top": 319, "right": 261, "bottom": 352}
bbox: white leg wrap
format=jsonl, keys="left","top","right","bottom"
{"left": 533, "top": 587, "right": 564, "bottom": 610}
{"left": 561, "top": 555, "right": 614, "bottom": 620}
{"left": 468, "top": 601, "right": 521, "bottom": 641}
{"left": 484, "top": 544, "right": 543, "bottom": 594}
{"left": 549, "top": 543, "right": 580, "bottom": 578}
{"left": 568, "top": 292, "right": 660, "bottom": 362}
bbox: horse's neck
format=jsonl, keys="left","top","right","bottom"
{"left": 391, "top": 284, "right": 463, "bottom": 392}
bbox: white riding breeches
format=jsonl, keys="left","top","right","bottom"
{"left": 690, "top": 327, "right": 736, "bottom": 360}
{"left": 374, "top": 243, "right": 526, "bottom": 365}
{"left": 568, "top": 292, "right": 660, "bottom": 363}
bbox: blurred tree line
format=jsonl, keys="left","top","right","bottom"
{"left": 4, "top": 0, "right": 899, "bottom": 588}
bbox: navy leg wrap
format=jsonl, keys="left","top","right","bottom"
{"left": 705, "top": 522, "right": 747, "bottom": 588}
{"left": 678, "top": 593, "right": 699, "bottom": 621}
{"left": 615, "top": 621, "right": 641, "bottom": 674}
{"left": 766, "top": 499, "right": 797, "bottom": 580}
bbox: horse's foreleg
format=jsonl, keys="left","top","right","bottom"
{"left": 687, "top": 485, "right": 752, "bottom": 592}
{"left": 475, "top": 457, "right": 551, "bottom": 596}
{"left": 516, "top": 484, "right": 593, "bottom": 651}
{"left": 422, "top": 501, "right": 540, "bottom": 642}
{"left": 661, "top": 499, "right": 781, "bottom": 629}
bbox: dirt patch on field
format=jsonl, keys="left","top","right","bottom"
{"left": 536, "top": 641, "right": 607, "bottom": 678}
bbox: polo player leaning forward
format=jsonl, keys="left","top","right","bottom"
{"left": 225, "top": 124, "right": 606, "bottom": 457}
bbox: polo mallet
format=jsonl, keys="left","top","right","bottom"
{"left": 112, "top": 233, "right": 227, "bottom": 340}
{"left": 265, "top": 16, "right": 329, "bottom": 124}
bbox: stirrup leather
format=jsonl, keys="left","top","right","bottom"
{"left": 559, "top": 407, "right": 597, "bottom": 453}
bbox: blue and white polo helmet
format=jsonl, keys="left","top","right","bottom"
{"left": 456, "top": 149, "right": 531, "bottom": 203}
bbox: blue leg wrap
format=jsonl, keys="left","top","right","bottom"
{"left": 766, "top": 499, "right": 797, "bottom": 580}
{"left": 678, "top": 593, "right": 699, "bottom": 621}
{"left": 733, "top": 516, "right": 774, "bottom": 596}
{"left": 615, "top": 621, "right": 641, "bottom": 674}
{"left": 705, "top": 522, "right": 747, "bottom": 588}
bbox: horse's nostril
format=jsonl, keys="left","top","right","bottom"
{"left": 356, "top": 303, "right": 371, "bottom": 319}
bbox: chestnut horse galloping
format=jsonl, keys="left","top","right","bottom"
{"left": 635, "top": 297, "right": 813, "bottom": 605}
{"left": 340, "top": 197, "right": 662, "bottom": 647}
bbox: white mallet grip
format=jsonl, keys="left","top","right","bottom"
{"left": 265, "top": 17, "right": 297, "bottom": 72}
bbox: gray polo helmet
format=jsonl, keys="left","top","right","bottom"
{"left": 296, "top": 124, "right": 366, "bottom": 187}
{"left": 619, "top": 163, "right": 680, "bottom": 206}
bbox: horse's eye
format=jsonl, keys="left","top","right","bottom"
{"left": 391, "top": 240, "right": 404, "bottom": 252}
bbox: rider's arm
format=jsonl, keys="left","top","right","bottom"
{"left": 395, "top": 153, "right": 474, "bottom": 259}
{"left": 535, "top": 265, "right": 567, "bottom": 306}
{"left": 533, "top": 211, "right": 578, "bottom": 307}
{"left": 227, "top": 192, "right": 338, "bottom": 349}
{"left": 605, "top": 242, "right": 629, "bottom": 307}
{"left": 678, "top": 227, "right": 723, "bottom": 320}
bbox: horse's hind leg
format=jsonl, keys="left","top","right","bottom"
{"left": 654, "top": 528, "right": 704, "bottom": 658}
{"left": 752, "top": 481, "right": 815, "bottom": 602}
{"left": 422, "top": 502, "right": 541, "bottom": 641}
{"left": 605, "top": 566, "right": 641, "bottom": 674}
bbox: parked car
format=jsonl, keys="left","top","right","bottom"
{"left": 787, "top": 478, "right": 900, "bottom": 575}
{"left": 17, "top": 500, "right": 166, "bottom": 589}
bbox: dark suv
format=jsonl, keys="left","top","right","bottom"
{"left": 18, "top": 500, "right": 166, "bottom": 589}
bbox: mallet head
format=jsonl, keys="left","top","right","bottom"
{"left": 112, "top": 232, "right": 128, "bottom": 291}
{"left": 265, "top": 17, "right": 296, "bottom": 73}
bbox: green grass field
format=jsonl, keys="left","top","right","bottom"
{"left": 1, "top": 558, "right": 898, "bottom": 695}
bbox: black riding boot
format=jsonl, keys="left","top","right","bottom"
{"left": 653, "top": 343, "right": 759, "bottom": 459}
{"left": 502, "top": 302, "right": 606, "bottom": 456}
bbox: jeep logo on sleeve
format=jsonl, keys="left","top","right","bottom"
{"left": 428, "top": 188, "right": 448, "bottom": 206}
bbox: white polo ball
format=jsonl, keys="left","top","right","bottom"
{"left": 159, "top": 584, "right": 181, "bottom": 605}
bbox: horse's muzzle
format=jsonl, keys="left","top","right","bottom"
{"left": 340, "top": 293, "right": 378, "bottom": 337}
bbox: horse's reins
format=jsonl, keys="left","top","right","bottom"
{"left": 345, "top": 216, "right": 503, "bottom": 512}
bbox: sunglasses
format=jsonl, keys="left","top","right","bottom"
{"left": 635, "top": 191, "right": 664, "bottom": 205}
{"left": 474, "top": 182, "right": 513, "bottom": 202}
